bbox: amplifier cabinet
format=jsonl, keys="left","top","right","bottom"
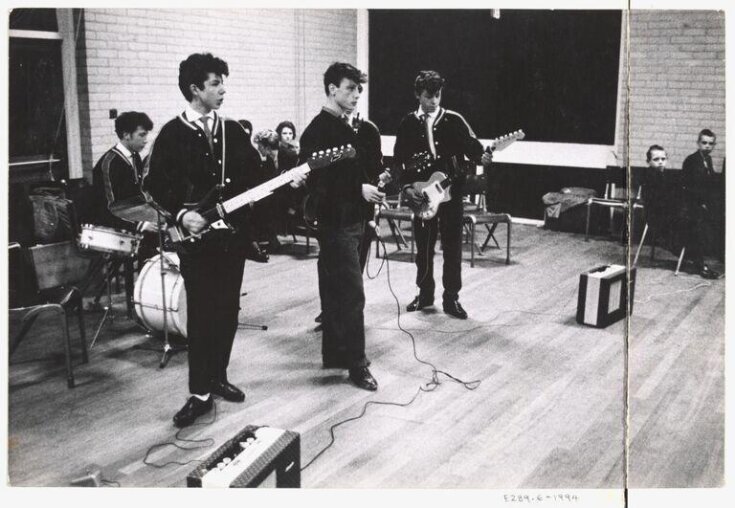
{"left": 187, "top": 425, "right": 300, "bottom": 488}
{"left": 576, "top": 265, "right": 635, "bottom": 328}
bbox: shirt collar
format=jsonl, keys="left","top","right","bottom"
{"left": 114, "top": 142, "right": 133, "bottom": 159}
{"left": 185, "top": 104, "right": 216, "bottom": 124}
{"left": 415, "top": 108, "right": 439, "bottom": 120}
{"left": 322, "top": 105, "right": 349, "bottom": 120}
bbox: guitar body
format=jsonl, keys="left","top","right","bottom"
{"left": 404, "top": 129, "right": 525, "bottom": 222}
{"left": 412, "top": 172, "right": 451, "bottom": 220}
{"left": 167, "top": 185, "right": 232, "bottom": 253}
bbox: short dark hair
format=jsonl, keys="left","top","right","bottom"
{"left": 114, "top": 111, "right": 153, "bottom": 139}
{"left": 178, "top": 53, "right": 229, "bottom": 102}
{"left": 646, "top": 144, "right": 666, "bottom": 162}
{"left": 414, "top": 70, "right": 445, "bottom": 96}
{"left": 238, "top": 119, "right": 253, "bottom": 140}
{"left": 698, "top": 128, "right": 716, "bottom": 141}
{"left": 323, "top": 62, "right": 367, "bottom": 96}
{"left": 276, "top": 120, "right": 297, "bottom": 139}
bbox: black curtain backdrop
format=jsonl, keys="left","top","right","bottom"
{"left": 369, "top": 10, "right": 622, "bottom": 145}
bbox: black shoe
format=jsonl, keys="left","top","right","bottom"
{"left": 407, "top": 295, "right": 434, "bottom": 312}
{"left": 323, "top": 356, "right": 370, "bottom": 369}
{"left": 700, "top": 265, "right": 720, "bottom": 280}
{"left": 211, "top": 381, "right": 246, "bottom": 402}
{"left": 244, "top": 241, "right": 269, "bottom": 263}
{"left": 443, "top": 299, "right": 468, "bottom": 319}
{"left": 348, "top": 367, "right": 378, "bottom": 391}
{"left": 173, "top": 396, "right": 213, "bottom": 428}
{"left": 268, "top": 237, "right": 283, "bottom": 253}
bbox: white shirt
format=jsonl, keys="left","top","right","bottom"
{"left": 114, "top": 142, "right": 135, "bottom": 167}
{"left": 415, "top": 108, "right": 440, "bottom": 157}
{"left": 184, "top": 104, "right": 215, "bottom": 130}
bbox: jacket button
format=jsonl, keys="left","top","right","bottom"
{"left": 225, "top": 178, "right": 231, "bottom": 183}
{"left": 218, "top": 160, "right": 222, "bottom": 164}
{"left": 214, "top": 139, "right": 218, "bottom": 143}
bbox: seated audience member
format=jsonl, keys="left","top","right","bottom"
{"left": 643, "top": 144, "right": 719, "bottom": 279}
{"left": 276, "top": 120, "right": 307, "bottom": 228}
{"left": 276, "top": 120, "right": 300, "bottom": 171}
{"left": 681, "top": 128, "right": 723, "bottom": 267}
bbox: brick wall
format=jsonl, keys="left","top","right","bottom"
{"left": 619, "top": 10, "right": 726, "bottom": 171}
{"left": 78, "top": 8, "right": 356, "bottom": 177}
{"left": 76, "top": 9, "right": 725, "bottom": 177}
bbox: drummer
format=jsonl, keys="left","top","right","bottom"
{"left": 91, "top": 111, "right": 157, "bottom": 315}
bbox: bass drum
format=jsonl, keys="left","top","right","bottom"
{"left": 134, "top": 253, "right": 187, "bottom": 338}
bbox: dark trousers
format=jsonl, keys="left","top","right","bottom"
{"left": 413, "top": 196, "right": 463, "bottom": 300}
{"left": 677, "top": 205, "right": 710, "bottom": 267}
{"left": 359, "top": 220, "right": 378, "bottom": 273}
{"left": 317, "top": 221, "right": 368, "bottom": 368}
{"left": 179, "top": 247, "right": 245, "bottom": 395}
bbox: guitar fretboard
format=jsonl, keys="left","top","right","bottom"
{"left": 222, "top": 163, "right": 310, "bottom": 214}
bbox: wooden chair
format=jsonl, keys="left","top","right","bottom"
{"left": 462, "top": 174, "right": 512, "bottom": 267}
{"left": 9, "top": 241, "right": 91, "bottom": 388}
{"left": 585, "top": 165, "right": 644, "bottom": 241}
{"left": 633, "top": 223, "right": 687, "bottom": 275}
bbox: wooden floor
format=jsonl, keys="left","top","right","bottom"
{"left": 7, "top": 224, "right": 724, "bottom": 488}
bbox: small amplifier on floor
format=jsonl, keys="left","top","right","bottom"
{"left": 576, "top": 264, "right": 636, "bottom": 328}
{"left": 187, "top": 425, "right": 300, "bottom": 488}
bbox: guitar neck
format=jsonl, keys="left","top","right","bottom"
{"left": 221, "top": 162, "right": 310, "bottom": 215}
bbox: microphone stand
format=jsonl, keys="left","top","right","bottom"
{"left": 131, "top": 200, "right": 186, "bottom": 368}
{"left": 154, "top": 207, "right": 186, "bottom": 368}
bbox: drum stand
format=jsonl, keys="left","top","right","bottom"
{"left": 88, "top": 253, "right": 138, "bottom": 349}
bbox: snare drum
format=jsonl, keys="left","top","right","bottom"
{"left": 134, "top": 253, "right": 187, "bottom": 338}
{"left": 78, "top": 224, "right": 141, "bottom": 257}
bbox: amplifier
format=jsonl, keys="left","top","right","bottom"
{"left": 187, "top": 425, "right": 300, "bottom": 488}
{"left": 576, "top": 265, "right": 635, "bottom": 328}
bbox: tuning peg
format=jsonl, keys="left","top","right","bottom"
{"left": 346, "top": 144, "right": 352, "bottom": 148}
{"left": 318, "top": 150, "right": 325, "bottom": 156}
{"left": 312, "top": 152, "right": 317, "bottom": 157}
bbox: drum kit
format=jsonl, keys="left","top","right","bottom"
{"left": 78, "top": 195, "right": 186, "bottom": 367}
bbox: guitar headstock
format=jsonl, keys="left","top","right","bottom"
{"left": 309, "top": 145, "right": 357, "bottom": 169}
{"left": 487, "top": 129, "right": 525, "bottom": 153}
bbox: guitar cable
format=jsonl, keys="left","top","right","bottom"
{"left": 301, "top": 224, "right": 481, "bottom": 472}
{"left": 142, "top": 398, "right": 218, "bottom": 469}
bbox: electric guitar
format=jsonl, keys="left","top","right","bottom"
{"left": 371, "top": 151, "right": 432, "bottom": 226}
{"left": 168, "top": 145, "right": 356, "bottom": 247}
{"left": 409, "top": 129, "right": 525, "bottom": 220}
